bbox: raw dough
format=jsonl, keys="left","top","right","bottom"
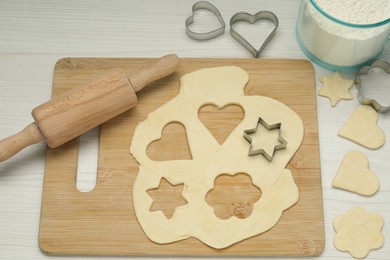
{"left": 130, "top": 66, "right": 304, "bottom": 249}
{"left": 332, "top": 151, "right": 379, "bottom": 196}
{"left": 319, "top": 72, "right": 354, "bottom": 107}
{"left": 334, "top": 206, "right": 384, "bottom": 259}
{"left": 338, "top": 105, "right": 385, "bottom": 149}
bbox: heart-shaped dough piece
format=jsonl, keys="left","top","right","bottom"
{"left": 338, "top": 105, "right": 385, "bottom": 149}
{"left": 332, "top": 151, "right": 379, "bottom": 196}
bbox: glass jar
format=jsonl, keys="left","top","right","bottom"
{"left": 296, "top": 0, "right": 390, "bottom": 71}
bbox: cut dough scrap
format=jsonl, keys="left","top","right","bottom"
{"left": 332, "top": 151, "right": 379, "bottom": 196}
{"left": 334, "top": 206, "right": 384, "bottom": 259}
{"left": 130, "top": 66, "right": 304, "bottom": 249}
{"left": 319, "top": 72, "right": 354, "bottom": 107}
{"left": 338, "top": 105, "right": 385, "bottom": 149}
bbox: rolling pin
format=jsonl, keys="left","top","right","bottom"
{"left": 0, "top": 54, "right": 180, "bottom": 162}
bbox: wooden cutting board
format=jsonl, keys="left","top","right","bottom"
{"left": 39, "top": 58, "right": 324, "bottom": 256}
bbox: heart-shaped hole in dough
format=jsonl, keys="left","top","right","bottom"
{"left": 206, "top": 173, "right": 262, "bottom": 219}
{"left": 147, "top": 122, "right": 192, "bottom": 161}
{"left": 198, "top": 104, "right": 244, "bottom": 145}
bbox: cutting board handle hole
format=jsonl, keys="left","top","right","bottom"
{"left": 76, "top": 127, "right": 100, "bottom": 192}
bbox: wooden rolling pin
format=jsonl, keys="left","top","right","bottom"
{"left": 0, "top": 54, "right": 180, "bottom": 162}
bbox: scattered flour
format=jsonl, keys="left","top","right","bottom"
{"left": 297, "top": 0, "right": 390, "bottom": 68}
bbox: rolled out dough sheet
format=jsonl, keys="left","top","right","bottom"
{"left": 130, "top": 66, "right": 304, "bottom": 249}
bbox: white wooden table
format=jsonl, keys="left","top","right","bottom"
{"left": 1, "top": 1, "right": 389, "bottom": 259}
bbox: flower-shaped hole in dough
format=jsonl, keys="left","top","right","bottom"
{"left": 334, "top": 206, "right": 384, "bottom": 259}
{"left": 206, "top": 173, "right": 261, "bottom": 219}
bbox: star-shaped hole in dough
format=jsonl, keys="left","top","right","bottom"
{"left": 243, "top": 117, "right": 287, "bottom": 161}
{"left": 319, "top": 71, "right": 354, "bottom": 107}
{"left": 147, "top": 178, "right": 187, "bottom": 219}
{"left": 334, "top": 206, "right": 384, "bottom": 259}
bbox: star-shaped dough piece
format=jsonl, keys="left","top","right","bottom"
{"left": 319, "top": 71, "right": 354, "bottom": 107}
{"left": 334, "top": 206, "right": 384, "bottom": 259}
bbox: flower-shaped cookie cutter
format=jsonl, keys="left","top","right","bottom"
{"left": 243, "top": 117, "right": 287, "bottom": 161}
{"left": 185, "top": 1, "right": 226, "bottom": 41}
{"left": 356, "top": 59, "right": 390, "bottom": 113}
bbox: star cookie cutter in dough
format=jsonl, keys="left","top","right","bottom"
{"left": 185, "top": 1, "right": 226, "bottom": 41}
{"left": 243, "top": 117, "right": 287, "bottom": 161}
{"left": 356, "top": 59, "right": 390, "bottom": 113}
{"left": 230, "top": 11, "right": 279, "bottom": 58}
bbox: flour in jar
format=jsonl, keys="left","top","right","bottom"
{"left": 297, "top": 0, "right": 390, "bottom": 68}
{"left": 316, "top": 0, "right": 390, "bottom": 24}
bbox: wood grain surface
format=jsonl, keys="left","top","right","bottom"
{"left": 39, "top": 58, "right": 324, "bottom": 256}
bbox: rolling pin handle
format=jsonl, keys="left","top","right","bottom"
{"left": 128, "top": 54, "right": 180, "bottom": 92}
{"left": 0, "top": 123, "right": 43, "bottom": 162}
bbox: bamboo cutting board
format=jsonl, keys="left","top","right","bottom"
{"left": 39, "top": 58, "right": 324, "bottom": 256}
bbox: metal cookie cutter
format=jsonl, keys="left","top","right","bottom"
{"left": 185, "top": 1, "right": 226, "bottom": 41}
{"left": 356, "top": 59, "right": 390, "bottom": 113}
{"left": 243, "top": 117, "right": 287, "bottom": 162}
{"left": 230, "top": 11, "right": 279, "bottom": 58}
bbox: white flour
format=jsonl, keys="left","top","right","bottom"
{"left": 316, "top": 0, "right": 390, "bottom": 24}
{"left": 297, "top": 0, "right": 390, "bottom": 68}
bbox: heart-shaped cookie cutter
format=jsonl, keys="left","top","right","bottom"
{"left": 356, "top": 59, "right": 390, "bottom": 113}
{"left": 230, "top": 11, "right": 279, "bottom": 58}
{"left": 185, "top": 1, "right": 226, "bottom": 41}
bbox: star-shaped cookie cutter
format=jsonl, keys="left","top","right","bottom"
{"left": 243, "top": 117, "right": 287, "bottom": 161}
